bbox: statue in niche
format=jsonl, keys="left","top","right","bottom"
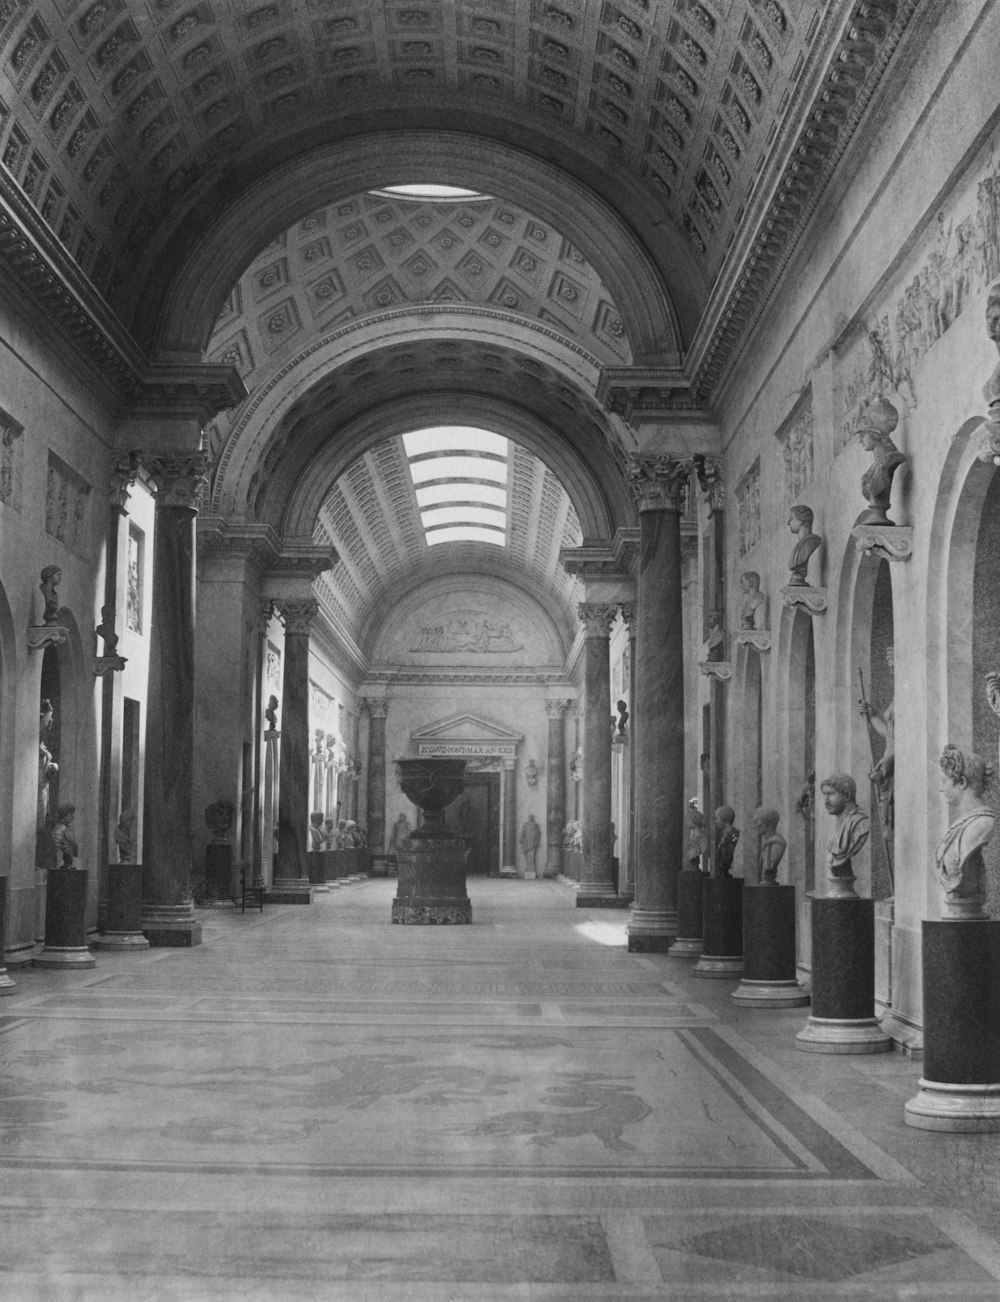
{"left": 856, "top": 398, "right": 907, "bottom": 525}
{"left": 713, "top": 806, "right": 739, "bottom": 878}
{"left": 820, "top": 774, "right": 869, "bottom": 896}
{"left": 264, "top": 695, "right": 279, "bottom": 731}
{"left": 524, "top": 759, "right": 539, "bottom": 787}
{"left": 569, "top": 748, "right": 583, "bottom": 783}
{"left": 332, "top": 819, "right": 348, "bottom": 848}
{"left": 859, "top": 649, "right": 895, "bottom": 877}
{"left": 39, "top": 565, "right": 61, "bottom": 624}
{"left": 38, "top": 698, "right": 59, "bottom": 830}
{"left": 113, "top": 809, "right": 135, "bottom": 862}
{"left": 563, "top": 820, "right": 583, "bottom": 852}
{"left": 51, "top": 804, "right": 78, "bottom": 868}
{"left": 984, "top": 671, "right": 1000, "bottom": 773}
{"left": 739, "top": 571, "right": 767, "bottom": 629}
{"left": 616, "top": 699, "right": 629, "bottom": 733}
{"left": 204, "top": 799, "right": 235, "bottom": 843}
{"left": 704, "top": 611, "right": 726, "bottom": 661}
{"left": 520, "top": 814, "right": 541, "bottom": 873}
{"left": 388, "top": 813, "right": 412, "bottom": 855}
{"left": 345, "top": 820, "right": 366, "bottom": 848}
{"left": 686, "top": 803, "right": 709, "bottom": 873}
{"left": 795, "top": 770, "right": 815, "bottom": 824}
{"left": 935, "top": 744, "right": 995, "bottom": 918}
{"left": 751, "top": 807, "right": 786, "bottom": 885}
{"left": 983, "top": 282, "right": 1000, "bottom": 414}
{"left": 309, "top": 811, "right": 325, "bottom": 851}
{"left": 786, "top": 505, "right": 821, "bottom": 586}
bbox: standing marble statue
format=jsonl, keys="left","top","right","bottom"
{"left": 859, "top": 649, "right": 895, "bottom": 879}
{"left": 786, "top": 505, "right": 821, "bottom": 586}
{"left": 751, "top": 807, "right": 786, "bottom": 885}
{"left": 686, "top": 803, "right": 709, "bottom": 873}
{"left": 51, "top": 803, "right": 78, "bottom": 868}
{"left": 113, "top": 810, "right": 135, "bottom": 862}
{"left": 935, "top": 744, "right": 995, "bottom": 918}
{"left": 856, "top": 398, "right": 907, "bottom": 525}
{"left": 388, "top": 813, "right": 412, "bottom": 855}
{"left": 820, "top": 774, "right": 869, "bottom": 897}
{"left": 713, "top": 806, "right": 739, "bottom": 877}
{"left": 739, "top": 572, "right": 767, "bottom": 629}
{"left": 40, "top": 565, "right": 61, "bottom": 624}
{"left": 985, "top": 671, "right": 1000, "bottom": 774}
{"left": 519, "top": 814, "right": 541, "bottom": 874}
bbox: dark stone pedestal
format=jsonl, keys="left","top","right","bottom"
{"left": 564, "top": 851, "right": 583, "bottom": 881}
{"left": 35, "top": 870, "right": 95, "bottom": 969}
{"left": 905, "top": 920, "right": 1000, "bottom": 1131}
{"left": 97, "top": 863, "right": 149, "bottom": 950}
{"left": 693, "top": 877, "right": 743, "bottom": 978}
{"left": 796, "top": 896, "right": 890, "bottom": 1053}
{"left": 205, "top": 844, "right": 233, "bottom": 900}
{"left": 733, "top": 885, "right": 808, "bottom": 1006}
{"left": 393, "top": 835, "right": 471, "bottom": 924}
{"left": 669, "top": 870, "right": 704, "bottom": 957}
{"left": 305, "top": 851, "right": 331, "bottom": 892}
{"left": 0, "top": 875, "right": 16, "bottom": 994}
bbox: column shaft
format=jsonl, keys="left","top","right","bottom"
{"left": 545, "top": 702, "right": 567, "bottom": 878}
{"left": 628, "top": 460, "right": 686, "bottom": 951}
{"left": 366, "top": 703, "right": 387, "bottom": 853}
{"left": 502, "top": 762, "right": 517, "bottom": 875}
{"left": 271, "top": 601, "right": 316, "bottom": 901}
{"left": 578, "top": 605, "right": 616, "bottom": 902}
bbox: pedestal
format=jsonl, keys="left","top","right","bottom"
{"left": 563, "top": 851, "right": 583, "bottom": 881}
{"left": 305, "top": 851, "right": 331, "bottom": 892}
{"left": 35, "top": 870, "right": 96, "bottom": 968}
{"left": 669, "top": 870, "right": 704, "bottom": 956}
{"left": 693, "top": 877, "right": 743, "bottom": 978}
{"left": 905, "top": 920, "right": 1000, "bottom": 1131}
{"left": 205, "top": 843, "right": 233, "bottom": 900}
{"left": 392, "top": 835, "right": 471, "bottom": 924}
{"left": 733, "top": 885, "right": 808, "bottom": 1006}
{"left": 0, "top": 875, "right": 16, "bottom": 993}
{"left": 96, "top": 863, "right": 149, "bottom": 950}
{"left": 796, "top": 896, "right": 890, "bottom": 1053}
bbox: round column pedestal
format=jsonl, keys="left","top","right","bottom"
{"left": 35, "top": 869, "right": 96, "bottom": 969}
{"left": 668, "top": 870, "right": 704, "bottom": 956}
{"left": 905, "top": 919, "right": 1000, "bottom": 1131}
{"left": 733, "top": 884, "right": 808, "bottom": 1007}
{"left": 96, "top": 863, "right": 149, "bottom": 950}
{"left": 693, "top": 877, "right": 743, "bottom": 979}
{"left": 796, "top": 896, "right": 889, "bottom": 1054}
{"left": 0, "top": 875, "right": 16, "bottom": 994}
{"left": 305, "top": 851, "right": 331, "bottom": 893}
{"left": 393, "top": 836, "right": 471, "bottom": 925}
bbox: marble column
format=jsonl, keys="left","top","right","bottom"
{"left": 578, "top": 603, "right": 617, "bottom": 904}
{"left": 627, "top": 456, "right": 687, "bottom": 951}
{"left": 365, "top": 699, "right": 388, "bottom": 853}
{"left": 622, "top": 602, "right": 637, "bottom": 894}
{"left": 140, "top": 452, "right": 209, "bottom": 947}
{"left": 270, "top": 598, "right": 316, "bottom": 903}
{"left": 502, "top": 758, "right": 517, "bottom": 876}
{"left": 545, "top": 700, "right": 568, "bottom": 878}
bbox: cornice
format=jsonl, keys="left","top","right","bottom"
{"left": 196, "top": 517, "right": 284, "bottom": 569}
{"left": 124, "top": 361, "right": 247, "bottom": 425}
{"left": 688, "top": 0, "right": 917, "bottom": 401}
{"left": 596, "top": 366, "right": 707, "bottom": 422}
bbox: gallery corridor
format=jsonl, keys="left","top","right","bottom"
{"left": 3, "top": 879, "right": 1000, "bottom": 1300}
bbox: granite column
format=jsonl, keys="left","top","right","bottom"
{"left": 270, "top": 598, "right": 316, "bottom": 902}
{"left": 365, "top": 699, "right": 388, "bottom": 853}
{"left": 140, "top": 452, "right": 209, "bottom": 946}
{"left": 577, "top": 603, "right": 617, "bottom": 904}
{"left": 502, "top": 758, "right": 517, "bottom": 876}
{"left": 627, "top": 456, "right": 687, "bottom": 951}
{"left": 545, "top": 700, "right": 568, "bottom": 878}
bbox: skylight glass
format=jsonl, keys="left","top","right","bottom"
{"left": 379, "top": 184, "right": 487, "bottom": 200}
{"left": 402, "top": 426, "right": 510, "bottom": 547}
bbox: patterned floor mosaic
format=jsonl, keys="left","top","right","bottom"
{"left": 2, "top": 878, "right": 1000, "bottom": 1299}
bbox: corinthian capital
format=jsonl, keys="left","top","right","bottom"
{"left": 364, "top": 697, "right": 389, "bottom": 719}
{"left": 578, "top": 602, "right": 617, "bottom": 638}
{"left": 626, "top": 454, "right": 691, "bottom": 513}
{"left": 141, "top": 450, "right": 210, "bottom": 511}
{"left": 276, "top": 597, "right": 318, "bottom": 635}
{"left": 544, "top": 699, "right": 569, "bottom": 719}
{"left": 110, "top": 452, "right": 141, "bottom": 516}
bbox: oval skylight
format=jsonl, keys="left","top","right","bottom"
{"left": 402, "top": 426, "right": 510, "bottom": 546}
{"left": 375, "top": 184, "right": 490, "bottom": 201}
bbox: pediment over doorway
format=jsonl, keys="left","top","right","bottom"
{"left": 410, "top": 713, "right": 523, "bottom": 759}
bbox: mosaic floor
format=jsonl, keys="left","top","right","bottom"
{"left": 3, "top": 879, "right": 1000, "bottom": 1300}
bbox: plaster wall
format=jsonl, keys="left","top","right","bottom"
{"left": 715, "top": 2, "right": 1000, "bottom": 1037}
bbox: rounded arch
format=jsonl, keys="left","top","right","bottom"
{"left": 141, "top": 130, "right": 692, "bottom": 363}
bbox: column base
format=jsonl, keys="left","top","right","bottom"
{"left": 576, "top": 892, "right": 628, "bottom": 909}
{"left": 95, "top": 930, "right": 149, "bottom": 951}
{"left": 904, "top": 1080, "right": 1000, "bottom": 1131}
{"left": 627, "top": 934, "right": 674, "bottom": 953}
{"left": 732, "top": 978, "right": 809, "bottom": 1007}
{"left": 392, "top": 899, "right": 472, "bottom": 925}
{"left": 627, "top": 907, "right": 676, "bottom": 952}
{"left": 264, "top": 878, "right": 313, "bottom": 905}
{"left": 141, "top": 904, "right": 203, "bottom": 947}
{"left": 668, "top": 936, "right": 702, "bottom": 957}
{"left": 0, "top": 969, "right": 16, "bottom": 994}
{"left": 692, "top": 955, "right": 743, "bottom": 979}
{"left": 34, "top": 945, "right": 96, "bottom": 969}
{"left": 795, "top": 1015, "right": 891, "bottom": 1054}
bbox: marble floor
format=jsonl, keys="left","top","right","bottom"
{"left": 2, "top": 878, "right": 1000, "bottom": 1301}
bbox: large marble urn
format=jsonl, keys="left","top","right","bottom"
{"left": 392, "top": 758, "right": 471, "bottom": 924}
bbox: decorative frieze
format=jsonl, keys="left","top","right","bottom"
{"left": 735, "top": 456, "right": 761, "bottom": 557}
{"left": 777, "top": 392, "right": 814, "bottom": 501}
{"left": 45, "top": 450, "right": 91, "bottom": 553}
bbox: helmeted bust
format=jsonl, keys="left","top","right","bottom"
{"left": 856, "top": 398, "right": 906, "bottom": 525}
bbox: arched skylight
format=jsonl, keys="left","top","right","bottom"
{"left": 375, "top": 184, "right": 489, "bottom": 201}
{"left": 402, "top": 427, "right": 509, "bottom": 547}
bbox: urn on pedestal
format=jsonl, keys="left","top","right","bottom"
{"left": 392, "top": 758, "right": 471, "bottom": 924}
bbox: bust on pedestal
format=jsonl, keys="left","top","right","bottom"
{"left": 36, "top": 805, "right": 95, "bottom": 969}
{"left": 734, "top": 808, "right": 807, "bottom": 1007}
{"left": 98, "top": 809, "right": 148, "bottom": 950}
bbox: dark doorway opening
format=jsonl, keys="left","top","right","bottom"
{"left": 447, "top": 772, "right": 500, "bottom": 876}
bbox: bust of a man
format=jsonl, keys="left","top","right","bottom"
{"left": 739, "top": 571, "right": 766, "bottom": 630}
{"left": 51, "top": 804, "right": 78, "bottom": 869}
{"left": 935, "top": 743, "right": 995, "bottom": 918}
{"left": 751, "top": 807, "right": 786, "bottom": 885}
{"left": 787, "top": 505, "right": 821, "bottom": 586}
{"left": 820, "top": 774, "right": 869, "bottom": 897}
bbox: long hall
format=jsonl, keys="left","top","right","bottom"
{"left": 3, "top": 878, "right": 1000, "bottom": 1300}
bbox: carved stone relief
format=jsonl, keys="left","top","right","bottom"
{"left": 735, "top": 456, "right": 761, "bottom": 557}
{"left": 45, "top": 451, "right": 91, "bottom": 554}
{"left": 777, "top": 393, "right": 814, "bottom": 503}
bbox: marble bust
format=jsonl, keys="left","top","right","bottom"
{"left": 935, "top": 744, "right": 995, "bottom": 919}
{"left": 856, "top": 398, "right": 906, "bottom": 525}
{"left": 820, "top": 774, "right": 869, "bottom": 897}
{"left": 787, "top": 505, "right": 821, "bottom": 586}
{"left": 751, "top": 807, "right": 786, "bottom": 885}
{"left": 40, "top": 565, "right": 61, "bottom": 624}
{"left": 739, "top": 571, "right": 767, "bottom": 629}
{"left": 51, "top": 803, "right": 78, "bottom": 869}
{"left": 309, "top": 811, "right": 325, "bottom": 850}
{"left": 713, "top": 805, "right": 739, "bottom": 877}
{"left": 686, "top": 803, "right": 708, "bottom": 872}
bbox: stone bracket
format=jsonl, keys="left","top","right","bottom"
{"left": 737, "top": 630, "right": 772, "bottom": 652}
{"left": 28, "top": 624, "right": 68, "bottom": 651}
{"left": 974, "top": 413, "right": 1000, "bottom": 465}
{"left": 94, "top": 654, "right": 127, "bottom": 677}
{"left": 851, "top": 524, "right": 913, "bottom": 562}
{"left": 699, "top": 661, "right": 732, "bottom": 681}
{"left": 781, "top": 585, "right": 828, "bottom": 615}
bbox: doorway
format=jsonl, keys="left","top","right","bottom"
{"left": 447, "top": 773, "right": 500, "bottom": 876}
